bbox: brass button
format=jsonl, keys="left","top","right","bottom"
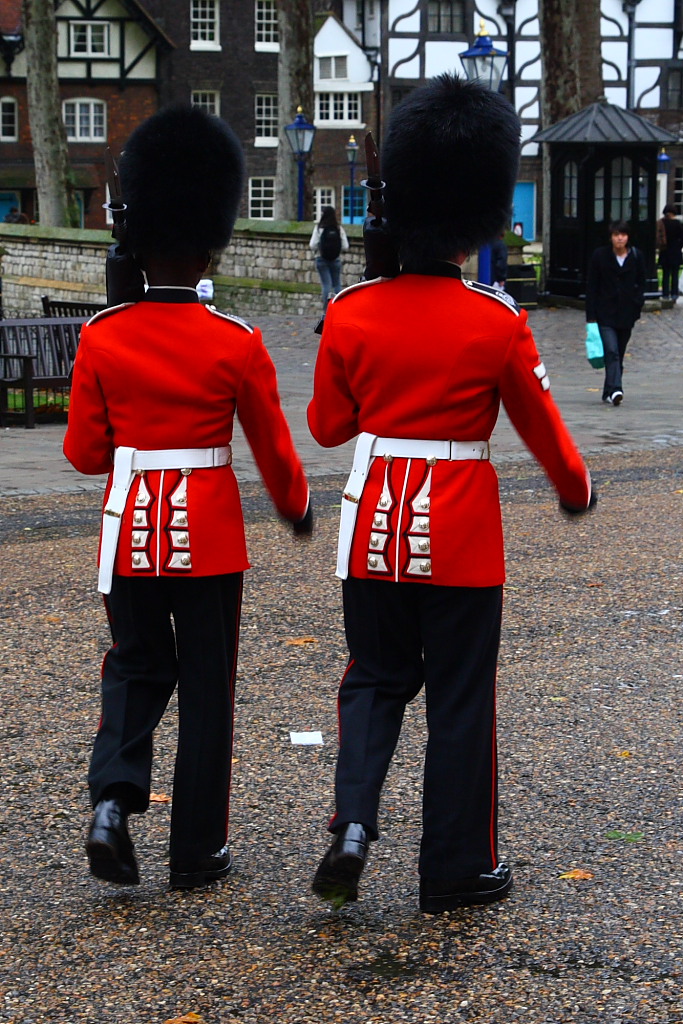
{"left": 181, "top": 468, "right": 192, "bottom": 477}
{"left": 134, "top": 512, "right": 144, "bottom": 525}
{"left": 370, "top": 534, "right": 379, "bottom": 547}
{"left": 132, "top": 554, "right": 142, "bottom": 566}
{"left": 420, "top": 499, "right": 430, "bottom": 510}
{"left": 132, "top": 533, "right": 142, "bottom": 545}
{"left": 373, "top": 514, "right": 383, "bottom": 527}
{"left": 368, "top": 556, "right": 378, "bottom": 569}
{"left": 178, "top": 534, "right": 189, "bottom": 545}
{"left": 177, "top": 495, "right": 187, "bottom": 504}
{"left": 383, "top": 453, "right": 394, "bottom": 462}
{"left": 419, "top": 540, "right": 429, "bottom": 552}
{"left": 426, "top": 456, "right": 437, "bottom": 467}
{"left": 419, "top": 520, "right": 429, "bottom": 530}
{"left": 379, "top": 497, "right": 389, "bottom": 508}
{"left": 177, "top": 515, "right": 188, "bottom": 526}
{"left": 419, "top": 561, "right": 432, "bottom": 573}
{"left": 181, "top": 555, "right": 191, "bottom": 566}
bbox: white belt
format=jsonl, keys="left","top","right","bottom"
{"left": 98, "top": 445, "right": 232, "bottom": 595}
{"left": 336, "top": 432, "right": 490, "bottom": 579}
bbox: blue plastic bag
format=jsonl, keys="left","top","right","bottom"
{"left": 585, "top": 322, "right": 604, "bottom": 369}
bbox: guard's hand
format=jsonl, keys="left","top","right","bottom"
{"left": 559, "top": 487, "right": 598, "bottom": 517}
{"left": 292, "top": 501, "right": 314, "bottom": 538}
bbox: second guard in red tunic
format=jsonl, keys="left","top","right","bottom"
{"left": 308, "top": 75, "right": 595, "bottom": 913}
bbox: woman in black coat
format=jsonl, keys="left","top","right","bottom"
{"left": 585, "top": 220, "right": 646, "bottom": 406}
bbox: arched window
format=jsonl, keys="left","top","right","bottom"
{"left": 563, "top": 160, "right": 578, "bottom": 218}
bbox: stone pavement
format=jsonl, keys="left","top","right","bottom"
{"left": 1, "top": 300, "right": 682, "bottom": 1024}
{"left": 1, "top": 302, "right": 682, "bottom": 497}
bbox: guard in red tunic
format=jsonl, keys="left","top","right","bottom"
{"left": 64, "top": 106, "right": 311, "bottom": 889}
{"left": 308, "top": 74, "right": 596, "bottom": 913}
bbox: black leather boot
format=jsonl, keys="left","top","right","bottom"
{"left": 86, "top": 798, "right": 140, "bottom": 885}
{"left": 312, "top": 822, "right": 369, "bottom": 905}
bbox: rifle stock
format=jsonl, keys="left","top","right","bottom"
{"left": 102, "top": 148, "right": 145, "bottom": 307}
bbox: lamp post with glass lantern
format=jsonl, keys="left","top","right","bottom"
{"left": 284, "top": 107, "right": 317, "bottom": 222}
{"left": 459, "top": 21, "right": 509, "bottom": 284}
{"left": 345, "top": 135, "right": 359, "bottom": 224}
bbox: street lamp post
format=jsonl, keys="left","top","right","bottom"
{"left": 345, "top": 135, "right": 359, "bottom": 224}
{"left": 460, "top": 21, "right": 509, "bottom": 285}
{"left": 284, "top": 107, "right": 316, "bottom": 222}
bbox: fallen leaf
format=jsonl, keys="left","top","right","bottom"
{"left": 587, "top": 582, "right": 604, "bottom": 588}
{"left": 150, "top": 792, "right": 170, "bottom": 803}
{"left": 164, "top": 1015, "right": 203, "bottom": 1024}
{"left": 559, "top": 868, "right": 594, "bottom": 880}
{"left": 284, "top": 636, "right": 317, "bottom": 646}
{"left": 45, "top": 615, "right": 61, "bottom": 623}
{"left": 606, "top": 829, "right": 645, "bottom": 842}
{"left": 615, "top": 750, "right": 632, "bottom": 758}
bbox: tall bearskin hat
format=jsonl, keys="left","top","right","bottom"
{"left": 119, "top": 105, "right": 245, "bottom": 262}
{"left": 382, "top": 74, "right": 521, "bottom": 265}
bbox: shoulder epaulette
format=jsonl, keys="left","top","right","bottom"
{"left": 86, "top": 302, "right": 135, "bottom": 326}
{"left": 463, "top": 279, "right": 520, "bottom": 315}
{"left": 205, "top": 305, "right": 255, "bottom": 333}
{"left": 331, "top": 277, "right": 392, "bottom": 304}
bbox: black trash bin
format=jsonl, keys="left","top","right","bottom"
{"left": 506, "top": 264, "right": 538, "bottom": 309}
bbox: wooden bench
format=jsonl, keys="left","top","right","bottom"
{"left": 41, "top": 295, "right": 105, "bottom": 318}
{"left": 0, "top": 317, "right": 87, "bottom": 428}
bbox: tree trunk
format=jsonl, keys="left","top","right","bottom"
{"left": 22, "top": 0, "right": 78, "bottom": 227}
{"left": 274, "top": 0, "right": 315, "bottom": 222}
{"left": 538, "top": 0, "right": 603, "bottom": 129}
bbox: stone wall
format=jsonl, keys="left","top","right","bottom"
{"left": 0, "top": 221, "right": 366, "bottom": 320}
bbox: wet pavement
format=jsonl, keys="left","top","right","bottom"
{"left": 1, "top": 302, "right": 682, "bottom": 497}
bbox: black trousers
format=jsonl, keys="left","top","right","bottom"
{"left": 88, "top": 573, "right": 243, "bottom": 862}
{"left": 334, "top": 577, "right": 503, "bottom": 881}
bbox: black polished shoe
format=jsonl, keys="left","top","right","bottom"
{"left": 86, "top": 798, "right": 140, "bottom": 885}
{"left": 419, "top": 863, "right": 513, "bottom": 914}
{"left": 311, "top": 823, "right": 369, "bottom": 905}
{"left": 169, "top": 844, "right": 233, "bottom": 890}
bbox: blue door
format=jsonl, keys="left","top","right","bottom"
{"left": 512, "top": 182, "right": 536, "bottom": 242}
{"left": 0, "top": 191, "right": 21, "bottom": 223}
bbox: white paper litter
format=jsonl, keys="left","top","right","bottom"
{"left": 290, "top": 731, "right": 324, "bottom": 745}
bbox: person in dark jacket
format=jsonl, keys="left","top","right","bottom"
{"left": 656, "top": 204, "right": 683, "bottom": 300}
{"left": 585, "top": 220, "right": 646, "bottom": 406}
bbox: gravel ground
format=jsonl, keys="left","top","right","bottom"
{"left": 0, "top": 444, "right": 681, "bottom": 1024}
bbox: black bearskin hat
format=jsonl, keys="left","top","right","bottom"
{"left": 119, "top": 105, "right": 245, "bottom": 261}
{"left": 382, "top": 74, "right": 520, "bottom": 265}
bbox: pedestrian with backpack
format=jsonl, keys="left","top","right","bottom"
{"left": 309, "top": 206, "right": 349, "bottom": 311}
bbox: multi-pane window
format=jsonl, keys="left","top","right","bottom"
{"left": 665, "top": 68, "right": 683, "bottom": 109}
{"left": 255, "top": 94, "right": 278, "bottom": 142}
{"left": 316, "top": 93, "right": 361, "bottom": 123}
{"left": 192, "top": 90, "right": 220, "bottom": 115}
{"left": 249, "top": 177, "right": 275, "bottom": 219}
{"left": 563, "top": 160, "right": 578, "bottom": 218}
{"left": 674, "top": 167, "right": 683, "bottom": 215}
{"left": 610, "top": 156, "right": 633, "bottom": 221}
{"left": 191, "top": 0, "right": 220, "bottom": 47}
{"left": 255, "top": 0, "right": 279, "bottom": 47}
{"left": 63, "top": 99, "right": 106, "bottom": 142}
{"left": 427, "top": 0, "right": 465, "bottom": 33}
{"left": 314, "top": 188, "right": 335, "bottom": 222}
{"left": 319, "top": 56, "right": 348, "bottom": 81}
{"left": 70, "top": 21, "right": 111, "bottom": 57}
{"left": 0, "top": 98, "right": 18, "bottom": 141}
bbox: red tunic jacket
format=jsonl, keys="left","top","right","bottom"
{"left": 64, "top": 290, "right": 309, "bottom": 579}
{"left": 307, "top": 267, "right": 591, "bottom": 587}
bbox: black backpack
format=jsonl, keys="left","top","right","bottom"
{"left": 319, "top": 226, "right": 342, "bottom": 260}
